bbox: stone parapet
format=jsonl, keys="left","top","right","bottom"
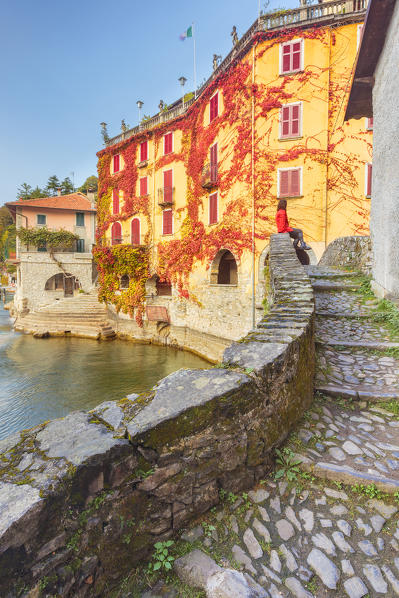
{"left": 0, "top": 233, "right": 315, "bottom": 597}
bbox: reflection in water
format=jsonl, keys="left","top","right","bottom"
{"left": 0, "top": 293, "right": 208, "bottom": 440}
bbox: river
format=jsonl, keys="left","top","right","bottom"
{"left": 0, "top": 292, "right": 208, "bottom": 440}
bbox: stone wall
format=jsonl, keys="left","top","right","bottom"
{"left": 371, "top": 0, "right": 399, "bottom": 298}
{"left": 0, "top": 234, "right": 315, "bottom": 597}
{"left": 14, "top": 252, "right": 95, "bottom": 313}
{"left": 108, "top": 254, "right": 256, "bottom": 362}
{"left": 318, "top": 235, "right": 372, "bottom": 275}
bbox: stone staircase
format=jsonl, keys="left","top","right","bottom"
{"left": 14, "top": 291, "right": 115, "bottom": 340}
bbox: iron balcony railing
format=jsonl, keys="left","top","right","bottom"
{"left": 105, "top": 234, "right": 145, "bottom": 247}
{"left": 158, "top": 186, "right": 175, "bottom": 206}
{"left": 201, "top": 164, "right": 218, "bottom": 188}
{"left": 105, "top": 0, "right": 367, "bottom": 148}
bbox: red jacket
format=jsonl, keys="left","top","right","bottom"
{"left": 276, "top": 209, "right": 293, "bottom": 233}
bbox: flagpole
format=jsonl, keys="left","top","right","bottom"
{"left": 192, "top": 22, "right": 197, "bottom": 98}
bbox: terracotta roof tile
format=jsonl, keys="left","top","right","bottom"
{"left": 6, "top": 193, "right": 96, "bottom": 212}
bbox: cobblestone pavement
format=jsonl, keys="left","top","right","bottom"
{"left": 167, "top": 266, "right": 399, "bottom": 597}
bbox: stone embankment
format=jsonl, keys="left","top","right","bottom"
{"left": 0, "top": 233, "right": 315, "bottom": 597}
{"left": 14, "top": 291, "right": 115, "bottom": 340}
{"left": 159, "top": 261, "right": 399, "bottom": 598}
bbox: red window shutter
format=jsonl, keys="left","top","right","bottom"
{"left": 292, "top": 42, "right": 301, "bottom": 71}
{"left": 280, "top": 171, "right": 289, "bottom": 197}
{"left": 111, "top": 222, "right": 122, "bottom": 245}
{"left": 140, "top": 177, "right": 148, "bottom": 196}
{"left": 281, "top": 106, "right": 290, "bottom": 137}
{"left": 112, "top": 189, "right": 119, "bottom": 214}
{"left": 209, "top": 193, "right": 218, "bottom": 224}
{"left": 210, "top": 144, "right": 218, "bottom": 182}
{"left": 210, "top": 93, "right": 218, "bottom": 121}
{"left": 164, "top": 133, "right": 172, "bottom": 154}
{"left": 131, "top": 219, "right": 140, "bottom": 245}
{"left": 140, "top": 141, "right": 148, "bottom": 162}
{"left": 367, "top": 163, "right": 372, "bottom": 196}
{"left": 113, "top": 154, "right": 120, "bottom": 173}
{"left": 163, "top": 210, "right": 172, "bottom": 235}
{"left": 291, "top": 104, "right": 300, "bottom": 136}
{"left": 290, "top": 169, "right": 300, "bottom": 196}
{"left": 282, "top": 44, "right": 291, "bottom": 73}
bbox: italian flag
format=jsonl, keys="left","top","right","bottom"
{"left": 179, "top": 26, "right": 192, "bottom": 41}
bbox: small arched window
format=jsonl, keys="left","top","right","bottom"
{"left": 120, "top": 274, "right": 129, "bottom": 289}
{"left": 210, "top": 249, "right": 238, "bottom": 285}
{"left": 111, "top": 222, "right": 122, "bottom": 246}
{"left": 156, "top": 278, "right": 172, "bottom": 296}
{"left": 131, "top": 218, "right": 140, "bottom": 245}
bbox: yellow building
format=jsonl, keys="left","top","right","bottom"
{"left": 95, "top": 0, "right": 371, "bottom": 359}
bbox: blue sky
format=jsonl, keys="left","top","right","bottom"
{"left": 0, "top": 0, "right": 297, "bottom": 204}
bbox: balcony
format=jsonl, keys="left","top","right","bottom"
{"left": 158, "top": 186, "right": 175, "bottom": 207}
{"left": 105, "top": 0, "right": 367, "bottom": 148}
{"left": 101, "top": 234, "right": 147, "bottom": 248}
{"left": 201, "top": 164, "right": 218, "bottom": 189}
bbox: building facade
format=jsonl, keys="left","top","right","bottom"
{"left": 96, "top": 0, "right": 371, "bottom": 353}
{"left": 345, "top": 0, "right": 398, "bottom": 298}
{"left": 6, "top": 193, "right": 97, "bottom": 313}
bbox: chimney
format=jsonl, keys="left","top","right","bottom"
{"left": 57, "top": 188, "right": 62, "bottom": 196}
{"left": 87, "top": 188, "right": 96, "bottom": 206}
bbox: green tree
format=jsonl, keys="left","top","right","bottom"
{"left": 30, "top": 186, "right": 46, "bottom": 198}
{"left": 78, "top": 175, "right": 98, "bottom": 195}
{"left": 16, "top": 183, "right": 33, "bottom": 200}
{"left": 61, "top": 177, "right": 74, "bottom": 194}
{"left": 45, "top": 175, "right": 61, "bottom": 196}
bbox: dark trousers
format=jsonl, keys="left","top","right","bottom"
{"left": 289, "top": 228, "right": 304, "bottom": 247}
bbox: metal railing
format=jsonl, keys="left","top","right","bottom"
{"left": 158, "top": 186, "right": 175, "bottom": 206}
{"left": 105, "top": 0, "right": 367, "bottom": 147}
{"left": 103, "top": 234, "right": 145, "bottom": 247}
{"left": 201, "top": 164, "right": 218, "bottom": 188}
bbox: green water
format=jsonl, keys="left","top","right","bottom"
{"left": 0, "top": 292, "right": 208, "bottom": 440}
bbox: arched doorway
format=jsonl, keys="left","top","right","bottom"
{"left": 210, "top": 250, "right": 238, "bottom": 285}
{"left": 44, "top": 273, "right": 80, "bottom": 297}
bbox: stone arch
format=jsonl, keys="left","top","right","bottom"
{"left": 258, "top": 244, "right": 270, "bottom": 285}
{"left": 210, "top": 249, "right": 238, "bottom": 285}
{"left": 44, "top": 273, "right": 80, "bottom": 296}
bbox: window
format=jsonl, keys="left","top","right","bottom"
{"left": 278, "top": 168, "right": 301, "bottom": 197}
{"left": 131, "top": 218, "right": 140, "bottom": 245}
{"left": 76, "top": 239, "right": 85, "bottom": 253}
{"left": 209, "top": 193, "right": 218, "bottom": 225}
{"left": 280, "top": 40, "right": 303, "bottom": 74}
{"left": 163, "top": 170, "right": 173, "bottom": 204}
{"left": 162, "top": 210, "right": 173, "bottom": 235}
{"left": 140, "top": 140, "right": 148, "bottom": 162}
{"left": 112, "top": 189, "right": 119, "bottom": 214}
{"left": 37, "top": 242, "right": 47, "bottom": 252}
{"left": 76, "top": 212, "right": 85, "bottom": 227}
{"left": 139, "top": 177, "right": 148, "bottom": 197}
{"left": 113, "top": 154, "right": 120, "bottom": 173}
{"left": 210, "top": 92, "right": 219, "bottom": 122}
{"left": 120, "top": 275, "right": 129, "bottom": 289}
{"left": 280, "top": 103, "right": 302, "bottom": 139}
{"left": 210, "top": 143, "right": 218, "bottom": 183}
{"left": 366, "top": 163, "right": 372, "bottom": 197}
{"left": 366, "top": 117, "right": 373, "bottom": 130}
{"left": 111, "top": 222, "right": 122, "bottom": 245}
{"left": 164, "top": 132, "right": 173, "bottom": 155}
{"left": 156, "top": 278, "right": 172, "bottom": 296}
{"left": 37, "top": 214, "right": 46, "bottom": 225}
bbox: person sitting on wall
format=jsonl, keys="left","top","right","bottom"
{"left": 276, "top": 199, "right": 311, "bottom": 250}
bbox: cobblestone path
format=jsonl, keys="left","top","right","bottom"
{"left": 165, "top": 266, "right": 399, "bottom": 598}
